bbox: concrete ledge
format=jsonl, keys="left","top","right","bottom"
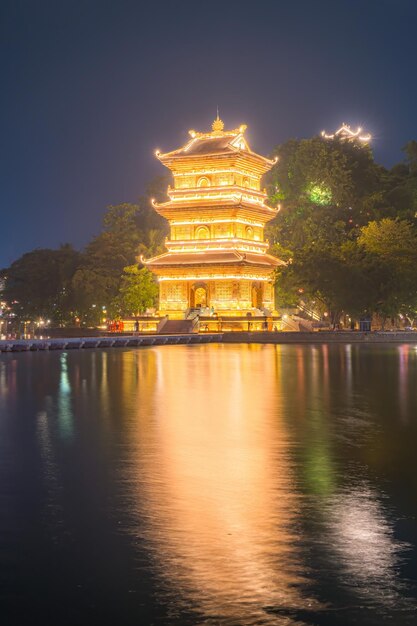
{"left": 2, "top": 331, "right": 417, "bottom": 354}
{"left": 222, "top": 331, "right": 417, "bottom": 343}
{"left": 0, "top": 334, "right": 223, "bottom": 353}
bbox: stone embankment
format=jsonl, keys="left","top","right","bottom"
{"left": 1, "top": 331, "right": 416, "bottom": 353}
{"left": 222, "top": 331, "right": 417, "bottom": 343}
{"left": 0, "top": 334, "right": 220, "bottom": 352}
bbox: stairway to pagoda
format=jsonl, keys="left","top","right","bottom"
{"left": 156, "top": 318, "right": 198, "bottom": 334}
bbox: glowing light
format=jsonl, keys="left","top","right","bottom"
{"left": 158, "top": 274, "right": 271, "bottom": 282}
{"left": 183, "top": 137, "right": 198, "bottom": 153}
{"left": 170, "top": 218, "right": 265, "bottom": 228}
{"left": 321, "top": 123, "right": 371, "bottom": 143}
{"left": 308, "top": 184, "right": 332, "bottom": 205}
{"left": 173, "top": 168, "right": 261, "bottom": 178}
{"left": 165, "top": 245, "right": 268, "bottom": 255}
{"left": 170, "top": 185, "right": 267, "bottom": 198}
{"left": 212, "top": 115, "right": 224, "bottom": 132}
{"left": 166, "top": 238, "right": 268, "bottom": 248}
{"left": 167, "top": 191, "right": 268, "bottom": 206}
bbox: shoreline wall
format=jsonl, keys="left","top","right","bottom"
{"left": 1, "top": 331, "right": 417, "bottom": 353}
{"left": 222, "top": 331, "right": 417, "bottom": 344}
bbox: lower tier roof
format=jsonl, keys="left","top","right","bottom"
{"left": 144, "top": 249, "right": 285, "bottom": 268}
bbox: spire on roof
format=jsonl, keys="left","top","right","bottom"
{"left": 212, "top": 111, "right": 225, "bottom": 133}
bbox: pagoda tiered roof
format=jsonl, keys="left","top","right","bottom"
{"left": 152, "top": 196, "right": 278, "bottom": 223}
{"left": 156, "top": 117, "right": 275, "bottom": 174}
{"left": 145, "top": 249, "right": 284, "bottom": 269}
{"left": 163, "top": 134, "right": 239, "bottom": 157}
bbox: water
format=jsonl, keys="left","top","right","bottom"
{"left": 0, "top": 344, "right": 416, "bottom": 625}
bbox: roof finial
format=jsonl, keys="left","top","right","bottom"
{"left": 212, "top": 108, "right": 224, "bottom": 132}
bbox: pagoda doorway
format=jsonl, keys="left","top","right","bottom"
{"left": 190, "top": 283, "right": 208, "bottom": 309}
{"left": 251, "top": 282, "right": 263, "bottom": 309}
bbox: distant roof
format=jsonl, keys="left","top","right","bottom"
{"left": 321, "top": 123, "right": 371, "bottom": 143}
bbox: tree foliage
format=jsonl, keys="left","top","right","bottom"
{"left": 115, "top": 266, "right": 159, "bottom": 316}
{"left": 357, "top": 219, "right": 417, "bottom": 322}
{"left": 266, "top": 136, "right": 417, "bottom": 326}
{"left": 2, "top": 245, "right": 80, "bottom": 323}
{"left": 70, "top": 177, "right": 169, "bottom": 324}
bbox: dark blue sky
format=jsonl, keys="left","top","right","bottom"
{"left": 1, "top": 0, "right": 417, "bottom": 267}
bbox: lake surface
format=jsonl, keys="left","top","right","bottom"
{"left": 0, "top": 344, "right": 416, "bottom": 625}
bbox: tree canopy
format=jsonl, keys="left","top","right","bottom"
{"left": 266, "top": 135, "right": 417, "bottom": 326}
{"left": 3, "top": 245, "right": 80, "bottom": 324}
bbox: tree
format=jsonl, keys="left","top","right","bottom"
{"left": 265, "top": 135, "right": 384, "bottom": 254}
{"left": 357, "top": 219, "right": 417, "bottom": 325}
{"left": 72, "top": 178, "right": 169, "bottom": 324}
{"left": 265, "top": 135, "right": 417, "bottom": 325}
{"left": 277, "top": 239, "right": 379, "bottom": 327}
{"left": 116, "top": 266, "right": 158, "bottom": 316}
{"left": 2, "top": 245, "right": 81, "bottom": 324}
{"left": 403, "top": 140, "right": 417, "bottom": 176}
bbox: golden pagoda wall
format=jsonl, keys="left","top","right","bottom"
{"left": 173, "top": 171, "right": 260, "bottom": 190}
{"left": 159, "top": 282, "right": 189, "bottom": 316}
{"left": 169, "top": 223, "right": 263, "bottom": 242}
{"left": 157, "top": 276, "right": 275, "bottom": 318}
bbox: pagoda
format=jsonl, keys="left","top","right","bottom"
{"left": 321, "top": 123, "right": 371, "bottom": 144}
{"left": 145, "top": 116, "right": 284, "bottom": 319}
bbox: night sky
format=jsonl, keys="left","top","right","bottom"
{"left": 2, "top": 0, "right": 417, "bottom": 268}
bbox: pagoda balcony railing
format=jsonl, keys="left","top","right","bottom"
{"left": 165, "top": 238, "right": 268, "bottom": 252}
{"left": 167, "top": 189, "right": 269, "bottom": 207}
{"left": 165, "top": 235, "right": 269, "bottom": 250}
{"left": 168, "top": 184, "right": 267, "bottom": 198}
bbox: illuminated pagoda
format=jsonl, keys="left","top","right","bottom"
{"left": 145, "top": 116, "right": 284, "bottom": 319}
{"left": 321, "top": 123, "right": 371, "bottom": 144}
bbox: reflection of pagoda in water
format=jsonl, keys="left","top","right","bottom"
{"left": 145, "top": 116, "right": 284, "bottom": 319}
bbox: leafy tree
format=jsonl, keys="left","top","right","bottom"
{"left": 403, "top": 140, "right": 417, "bottom": 176}
{"left": 2, "top": 245, "right": 80, "bottom": 324}
{"left": 71, "top": 209, "right": 141, "bottom": 324}
{"left": 115, "top": 266, "right": 158, "bottom": 316}
{"left": 266, "top": 136, "right": 417, "bottom": 325}
{"left": 357, "top": 219, "right": 417, "bottom": 325}
{"left": 275, "top": 219, "right": 417, "bottom": 328}
{"left": 72, "top": 179, "right": 169, "bottom": 324}
{"left": 265, "top": 135, "right": 384, "bottom": 252}
{"left": 277, "top": 241, "right": 377, "bottom": 327}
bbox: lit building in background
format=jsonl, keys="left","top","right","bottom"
{"left": 321, "top": 123, "right": 371, "bottom": 144}
{"left": 145, "top": 117, "right": 284, "bottom": 319}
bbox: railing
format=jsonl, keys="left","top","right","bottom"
{"left": 298, "top": 301, "right": 322, "bottom": 321}
{"left": 197, "top": 316, "right": 282, "bottom": 333}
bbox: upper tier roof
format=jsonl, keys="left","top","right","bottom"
{"left": 156, "top": 117, "right": 276, "bottom": 169}
{"left": 174, "top": 135, "right": 239, "bottom": 156}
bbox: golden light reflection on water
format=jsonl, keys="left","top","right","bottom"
{"left": 124, "top": 345, "right": 317, "bottom": 624}
{"left": 1, "top": 344, "right": 415, "bottom": 623}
